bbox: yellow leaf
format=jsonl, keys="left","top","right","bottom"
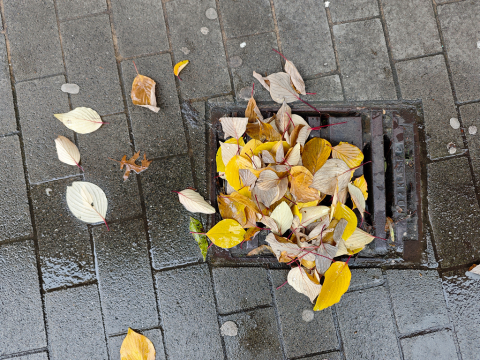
{"left": 353, "top": 175, "right": 368, "bottom": 200}
{"left": 120, "top": 328, "right": 155, "bottom": 360}
{"left": 216, "top": 138, "right": 245, "bottom": 173}
{"left": 244, "top": 227, "right": 261, "bottom": 242}
{"left": 240, "top": 139, "right": 262, "bottom": 159}
{"left": 206, "top": 219, "right": 246, "bottom": 248}
{"left": 253, "top": 141, "right": 290, "bottom": 156}
{"left": 345, "top": 227, "right": 375, "bottom": 252}
{"left": 131, "top": 74, "right": 160, "bottom": 113}
{"left": 314, "top": 262, "right": 351, "bottom": 311}
{"left": 297, "top": 200, "right": 320, "bottom": 209}
{"left": 332, "top": 203, "right": 357, "bottom": 240}
{"left": 302, "top": 138, "right": 331, "bottom": 174}
{"left": 217, "top": 195, "right": 247, "bottom": 226}
{"left": 289, "top": 166, "right": 321, "bottom": 203}
{"left": 174, "top": 60, "right": 189, "bottom": 78}
{"left": 292, "top": 204, "right": 302, "bottom": 222}
{"left": 331, "top": 142, "right": 364, "bottom": 169}
{"left": 225, "top": 155, "right": 253, "bottom": 191}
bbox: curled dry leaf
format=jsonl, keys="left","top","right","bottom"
{"left": 54, "top": 107, "right": 105, "bottom": 134}
{"left": 177, "top": 189, "right": 216, "bottom": 214}
{"left": 120, "top": 328, "right": 155, "bottom": 360}
{"left": 300, "top": 206, "right": 330, "bottom": 226}
{"left": 54, "top": 135, "right": 82, "bottom": 170}
{"left": 347, "top": 183, "right": 366, "bottom": 218}
{"left": 174, "top": 60, "right": 189, "bottom": 79}
{"left": 288, "top": 266, "right": 322, "bottom": 303}
{"left": 276, "top": 101, "right": 292, "bottom": 134}
{"left": 66, "top": 181, "right": 108, "bottom": 229}
{"left": 220, "top": 117, "right": 248, "bottom": 140}
{"left": 206, "top": 219, "right": 245, "bottom": 248}
{"left": 344, "top": 227, "right": 375, "bottom": 253}
{"left": 385, "top": 217, "right": 395, "bottom": 242}
{"left": 265, "top": 233, "right": 303, "bottom": 261}
{"left": 131, "top": 74, "right": 160, "bottom": 113}
{"left": 302, "top": 138, "right": 332, "bottom": 175}
{"left": 244, "top": 227, "right": 261, "bottom": 242}
{"left": 284, "top": 60, "right": 306, "bottom": 95}
{"left": 314, "top": 262, "right": 351, "bottom": 311}
{"left": 247, "top": 244, "right": 273, "bottom": 256}
{"left": 190, "top": 217, "right": 209, "bottom": 261}
{"left": 253, "top": 71, "right": 270, "bottom": 91}
{"left": 110, "top": 151, "right": 152, "bottom": 181}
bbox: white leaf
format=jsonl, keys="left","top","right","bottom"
{"left": 251, "top": 155, "right": 262, "bottom": 169}
{"left": 270, "top": 202, "right": 293, "bottom": 235}
{"left": 254, "top": 170, "right": 288, "bottom": 207}
{"left": 177, "top": 189, "right": 215, "bottom": 214}
{"left": 220, "top": 141, "right": 239, "bottom": 167}
{"left": 265, "top": 232, "right": 302, "bottom": 259}
{"left": 291, "top": 114, "right": 309, "bottom": 127}
{"left": 219, "top": 117, "right": 248, "bottom": 140}
{"left": 284, "top": 143, "right": 301, "bottom": 166}
{"left": 54, "top": 107, "right": 104, "bottom": 134}
{"left": 300, "top": 206, "right": 330, "bottom": 226}
{"left": 239, "top": 169, "right": 257, "bottom": 187}
{"left": 311, "top": 159, "right": 351, "bottom": 195}
{"left": 348, "top": 183, "right": 366, "bottom": 218}
{"left": 66, "top": 182, "right": 108, "bottom": 225}
{"left": 253, "top": 71, "right": 270, "bottom": 91}
{"left": 275, "top": 142, "right": 285, "bottom": 163}
{"left": 261, "top": 217, "right": 280, "bottom": 234}
{"left": 287, "top": 266, "right": 322, "bottom": 303}
{"left": 285, "top": 60, "right": 306, "bottom": 95}
{"left": 307, "top": 217, "right": 330, "bottom": 241}
{"left": 294, "top": 126, "right": 312, "bottom": 147}
{"left": 261, "top": 150, "right": 275, "bottom": 164}
{"left": 345, "top": 227, "right": 375, "bottom": 251}
{"left": 54, "top": 136, "right": 81, "bottom": 168}
{"left": 266, "top": 72, "right": 299, "bottom": 104}
{"left": 315, "top": 243, "right": 337, "bottom": 275}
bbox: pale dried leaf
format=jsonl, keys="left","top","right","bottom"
{"left": 54, "top": 136, "right": 81, "bottom": 167}
{"left": 261, "top": 216, "right": 280, "bottom": 234}
{"left": 285, "top": 60, "right": 306, "bottom": 95}
{"left": 311, "top": 159, "right": 351, "bottom": 195}
{"left": 284, "top": 143, "right": 301, "bottom": 166}
{"left": 221, "top": 141, "right": 240, "bottom": 167}
{"left": 266, "top": 72, "right": 298, "bottom": 103}
{"left": 275, "top": 142, "right": 285, "bottom": 163}
{"left": 287, "top": 266, "right": 322, "bottom": 303}
{"left": 291, "top": 114, "right": 309, "bottom": 127}
{"left": 335, "top": 238, "right": 350, "bottom": 257}
{"left": 348, "top": 183, "right": 366, "bottom": 218}
{"left": 333, "top": 219, "right": 349, "bottom": 244}
{"left": 220, "top": 117, "right": 248, "bottom": 140}
{"left": 131, "top": 74, "right": 160, "bottom": 113}
{"left": 345, "top": 227, "right": 375, "bottom": 251}
{"left": 270, "top": 201, "right": 293, "bottom": 235}
{"left": 253, "top": 71, "right": 270, "bottom": 91}
{"left": 315, "top": 243, "right": 337, "bottom": 274}
{"left": 300, "top": 206, "right": 330, "bottom": 226}
{"left": 254, "top": 169, "right": 288, "bottom": 207}
{"left": 239, "top": 169, "right": 257, "bottom": 187}
{"left": 265, "top": 232, "right": 302, "bottom": 260}
{"left": 177, "top": 189, "right": 216, "bottom": 214}
{"left": 66, "top": 182, "right": 108, "bottom": 225}
{"left": 275, "top": 101, "right": 292, "bottom": 134}
{"left": 54, "top": 107, "right": 103, "bottom": 134}
{"left": 261, "top": 150, "right": 275, "bottom": 164}
{"left": 251, "top": 155, "right": 262, "bottom": 169}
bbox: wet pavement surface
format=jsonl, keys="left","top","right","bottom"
{"left": 1, "top": 0, "right": 480, "bottom": 359}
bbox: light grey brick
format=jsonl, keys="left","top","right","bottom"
{"left": 329, "top": 0, "right": 379, "bottom": 23}
{"left": 212, "top": 267, "right": 272, "bottom": 314}
{"left": 155, "top": 264, "right": 223, "bottom": 360}
{"left": 4, "top": 0, "right": 63, "bottom": 81}
{"left": 219, "top": 0, "right": 274, "bottom": 38}
{"left": 396, "top": 55, "right": 462, "bottom": 159}
{"left": 334, "top": 19, "right": 396, "bottom": 101}
{"left": 45, "top": 285, "right": 108, "bottom": 360}
{"left": 302, "top": 352, "right": 342, "bottom": 360}
{"left": 305, "top": 75, "right": 344, "bottom": 102}
{"left": 0, "top": 241, "right": 46, "bottom": 356}
{"left": 426, "top": 157, "right": 480, "bottom": 268}
{"left": 111, "top": 0, "right": 168, "bottom": 58}
{"left": 61, "top": 15, "right": 123, "bottom": 115}
{"left": 387, "top": 270, "right": 449, "bottom": 334}
{"left": 166, "top": 0, "right": 231, "bottom": 99}
{"left": 108, "top": 329, "right": 166, "bottom": 360}
{"left": 15, "top": 75, "right": 77, "bottom": 183}
{"left": 460, "top": 103, "right": 480, "bottom": 189}
{"left": 270, "top": 270, "right": 338, "bottom": 358}
{"left": 337, "top": 286, "right": 401, "bottom": 360}
{"left": 438, "top": 1, "right": 480, "bottom": 102}
{"left": 15, "top": 353, "right": 49, "bottom": 360}
{"left": 382, "top": 0, "right": 442, "bottom": 59}
{"left": 0, "top": 34, "right": 16, "bottom": 135}
{"left": 93, "top": 219, "right": 158, "bottom": 335}
{"left": 121, "top": 54, "right": 187, "bottom": 158}
{"left": 401, "top": 330, "right": 458, "bottom": 360}
{"left": 221, "top": 308, "right": 283, "bottom": 360}
{"left": 56, "top": 0, "right": 106, "bottom": 19}
{"left": 349, "top": 268, "right": 384, "bottom": 291}
{"left": 273, "top": 0, "right": 335, "bottom": 75}
{"left": 0, "top": 136, "right": 32, "bottom": 242}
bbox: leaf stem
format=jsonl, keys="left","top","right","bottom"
{"left": 272, "top": 48, "right": 288, "bottom": 61}
{"left": 310, "top": 121, "right": 347, "bottom": 131}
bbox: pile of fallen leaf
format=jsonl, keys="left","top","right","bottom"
{"left": 177, "top": 51, "right": 376, "bottom": 311}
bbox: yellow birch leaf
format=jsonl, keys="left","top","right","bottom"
{"left": 302, "top": 138, "right": 331, "bottom": 174}
{"left": 174, "top": 60, "right": 189, "bottom": 78}
{"left": 131, "top": 74, "right": 160, "bottom": 113}
{"left": 206, "top": 219, "right": 246, "bottom": 248}
{"left": 332, "top": 203, "right": 357, "bottom": 241}
{"left": 297, "top": 200, "right": 320, "bottom": 209}
{"left": 241, "top": 139, "right": 262, "bottom": 159}
{"left": 253, "top": 141, "right": 290, "bottom": 156}
{"left": 292, "top": 204, "right": 302, "bottom": 222}
{"left": 120, "top": 328, "right": 155, "bottom": 360}
{"left": 353, "top": 175, "right": 368, "bottom": 200}
{"left": 331, "top": 142, "right": 364, "bottom": 169}
{"left": 225, "top": 155, "right": 253, "bottom": 191}
{"left": 314, "top": 262, "right": 351, "bottom": 311}
{"left": 216, "top": 138, "right": 245, "bottom": 173}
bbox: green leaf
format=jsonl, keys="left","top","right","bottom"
{"left": 189, "top": 217, "right": 208, "bottom": 261}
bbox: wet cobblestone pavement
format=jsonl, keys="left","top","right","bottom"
{"left": 1, "top": 0, "right": 480, "bottom": 359}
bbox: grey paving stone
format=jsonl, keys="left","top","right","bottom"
{"left": 460, "top": 103, "right": 480, "bottom": 189}
{"left": 77, "top": 114, "right": 142, "bottom": 221}
{"left": 270, "top": 270, "right": 338, "bottom": 358}
{"left": 92, "top": 219, "right": 158, "bottom": 335}
{"left": 45, "top": 285, "right": 108, "bottom": 360}
{"left": 382, "top": 0, "right": 442, "bottom": 59}
{"left": 15, "top": 76, "right": 78, "bottom": 184}
{"left": 333, "top": 19, "right": 396, "bottom": 101}
{"left": 56, "top": 0, "right": 106, "bottom": 19}
{"left": 426, "top": 157, "right": 480, "bottom": 268}
{"left": 166, "top": 0, "right": 231, "bottom": 99}
{"left": 401, "top": 330, "right": 458, "bottom": 360}
{"left": 141, "top": 155, "right": 201, "bottom": 269}
{"left": 108, "top": 328, "right": 166, "bottom": 360}
{"left": 0, "top": 34, "right": 16, "bottom": 135}
{"left": 329, "top": 0, "right": 379, "bottom": 23}
{"left": 111, "top": 0, "right": 168, "bottom": 58}
{"left": 61, "top": 14, "right": 123, "bottom": 115}
{"left": 443, "top": 269, "right": 480, "bottom": 360}
{"left": 212, "top": 267, "right": 272, "bottom": 314}
{"left": 0, "top": 240, "right": 46, "bottom": 356}
{"left": 219, "top": 0, "right": 274, "bottom": 38}
{"left": 188, "top": 101, "right": 207, "bottom": 197}
{"left": 349, "top": 268, "right": 384, "bottom": 291}
{"left": 155, "top": 264, "right": 223, "bottom": 360}
{"left": 31, "top": 178, "right": 96, "bottom": 290}
{"left": 302, "top": 353, "right": 342, "bottom": 360}
{"left": 121, "top": 55, "right": 187, "bottom": 158}
{"left": 3, "top": 0, "right": 63, "bottom": 82}
{"left": 396, "top": 55, "right": 462, "bottom": 159}
{"left": 221, "top": 307, "right": 283, "bottom": 360}
{"left": 304, "top": 75, "right": 344, "bottom": 102}
{"left": 226, "top": 32, "right": 282, "bottom": 102}
{"left": 337, "top": 286, "right": 401, "bottom": 360}
{"left": 0, "top": 136, "right": 32, "bottom": 242}
{"left": 438, "top": 1, "right": 480, "bottom": 102}
{"left": 15, "top": 353, "right": 49, "bottom": 360}
{"left": 273, "top": 0, "right": 335, "bottom": 75}
{"left": 387, "top": 270, "right": 449, "bottom": 334}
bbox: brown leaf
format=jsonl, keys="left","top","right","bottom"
{"left": 302, "top": 138, "right": 332, "bottom": 175}
{"left": 289, "top": 166, "right": 321, "bottom": 203}
{"left": 131, "top": 74, "right": 160, "bottom": 113}
{"left": 275, "top": 101, "right": 292, "bottom": 134}
{"left": 217, "top": 195, "right": 247, "bottom": 227}
{"left": 110, "top": 151, "right": 153, "bottom": 181}
{"left": 247, "top": 244, "right": 273, "bottom": 256}
{"left": 259, "top": 120, "right": 282, "bottom": 142}
{"left": 245, "top": 95, "right": 263, "bottom": 123}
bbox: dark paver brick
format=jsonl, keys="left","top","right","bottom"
{"left": 0, "top": 240, "right": 46, "bottom": 356}
{"left": 460, "top": 103, "right": 480, "bottom": 189}
{"left": 333, "top": 19, "right": 396, "bottom": 101}
{"left": 387, "top": 270, "right": 449, "bottom": 334}
{"left": 221, "top": 307, "right": 283, "bottom": 360}
{"left": 56, "top": 0, "right": 106, "bottom": 19}
{"left": 93, "top": 219, "right": 158, "bottom": 335}
{"left": 15, "top": 76, "right": 77, "bottom": 184}
{"left": 3, "top": 0, "right": 63, "bottom": 82}
{"left": 337, "top": 286, "right": 401, "bottom": 360}
{"left": 111, "top": 0, "right": 168, "bottom": 58}
{"left": 329, "top": 0, "right": 379, "bottom": 23}
{"left": 108, "top": 329, "right": 166, "bottom": 360}
{"left": 0, "top": 135, "right": 32, "bottom": 242}
{"left": 189, "top": 101, "right": 207, "bottom": 197}
{"left": 77, "top": 114, "right": 142, "bottom": 221}
{"left": 45, "top": 285, "right": 108, "bottom": 360}
{"left": 0, "top": 34, "right": 16, "bottom": 135}
{"left": 155, "top": 264, "right": 223, "bottom": 360}
{"left": 401, "top": 330, "right": 458, "bottom": 360}
{"left": 212, "top": 267, "right": 272, "bottom": 314}
{"left": 382, "top": 0, "right": 442, "bottom": 59}
{"left": 438, "top": 1, "right": 480, "bottom": 102}
{"left": 443, "top": 269, "right": 480, "bottom": 360}
{"left": 141, "top": 155, "right": 202, "bottom": 269}
{"left": 121, "top": 55, "right": 187, "bottom": 158}
{"left": 349, "top": 268, "right": 384, "bottom": 291}
{"left": 219, "top": 0, "right": 274, "bottom": 38}
{"left": 16, "top": 353, "right": 49, "bottom": 360}
{"left": 304, "top": 75, "right": 344, "bottom": 102}
{"left": 270, "top": 270, "right": 338, "bottom": 358}
{"left": 226, "top": 32, "right": 282, "bottom": 102}
{"left": 426, "top": 157, "right": 480, "bottom": 268}
{"left": 31, "top": 178, "right": 96, "bottom": 290}
{"left": 396, "top": 55, "right": 462, "bottom": 159}
{"left": 61, "top": 14, "right": 123, "bottom": 115}
{"left": 273, "top": 0, "right": 335, "bottom": 75}
{"left": 166, "top": 0, "right": 231, "bottom": 99}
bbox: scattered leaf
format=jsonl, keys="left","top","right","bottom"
{"left": 247, "top": 244, "right": 273, "bottom": 256}
{"left": 131, "top": 73, "right": 160, "bottom": 113}
{"left": 206, "top": 219, "right": 246, "bottom": 248}
{"left": 54, "top": 135, "right": 82, "bottom": 170}
{"left": 310, "top": 159, "right": 351, "bottom": 196}
{"left": 189, "top": 217, "right": 209, "bottom": 261}
{"left": 314, "top": 262, "right": 351, "bottom": 311}
{"left": 110, "top": 151, "right": 152, "bottom": 181}
{"left": 120, "top": 328, "right": 155, "bottom": 360}
{"left": 253, "top": 71, "right": 270, "bottom": 91}
{"left": 54, "top": 107, "right": 104, "bottom": 134}
{"left": 66, "top": 181, "right": 108, "bottom": 228}
{"left": 174, "top": 60, "right": 189, "bottom": 79}
{"left": 284, "top": 60, "right": 306, "bottom": 95}
{"left": 288, "top": 266, "right": 322, "bottom": 303}
{"left": 177, "top": 189, "right": 216, "bottom": 214}
{"left": 265, "top": 72, "right": 299, "bottom": 103}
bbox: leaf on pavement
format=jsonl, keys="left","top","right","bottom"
{"left": 253, "top": 71, "right": 270, "bottom": 91}
{"left": 288, "top": 266, "right": 322, "bottom": 303}
{"left": 177, "top": 189, "right": 216, "bottom": 214}
{"left": 265, "top": 72, "right": 299, "bottom": 103}
{"left": 285, "top": 59, "right": 306, "bottom": 95}
{"left": 66, "top": 181, "right": 108, "bottom": 229}
{"left": 220, "top": 117, "right": 248, "bottom": 140}
{"left": 314, "top": 262, "right": 351, "bottom": 311}
{"left": 206, "top": 219, "right": 245, "bottom": 248}
{"left": 54, "top": 135, "right": 82, "bottom": 170}
{"left": 189, "top": 217, "right": 209, "bottom": 261}
{"left": 131, "top": 73, "right": 160, "bottom": 113}
{"left": 120, "top": 328, "right": 155, "bottom": 360}
{"left": 110, "top": 151, "right": 152, "bottom": 181}
{"left": 302, "top": 138, "right": 332, "bottom": 175}
{"left": 173, "top": 60, "right": 189, "bottom": 79}
{"left": 331, "top": 142, "right": 364, "bottom": 169}
{"left": 54, "top": 107, "right": 104, "bottom": 134}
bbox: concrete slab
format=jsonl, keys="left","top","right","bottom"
{"left": 304, "top": 75, "right": 344, "bottom": 102}
{"left": 219, "top": 0, "right": 274, "bottom": 38}
{"left": 56, "top": 0, "right": 106, "bottom": 19}
{"left": 0, "top": 34, "right": 16, "bottom": 135}
{"left": 401, "top": 330, "right": 459, "bottom": 360}
{"left": 329, "top": 0, "right": 379, "bottom": 23}
{"left": 460, "top": 103, "right": 480, "bottom": 189}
